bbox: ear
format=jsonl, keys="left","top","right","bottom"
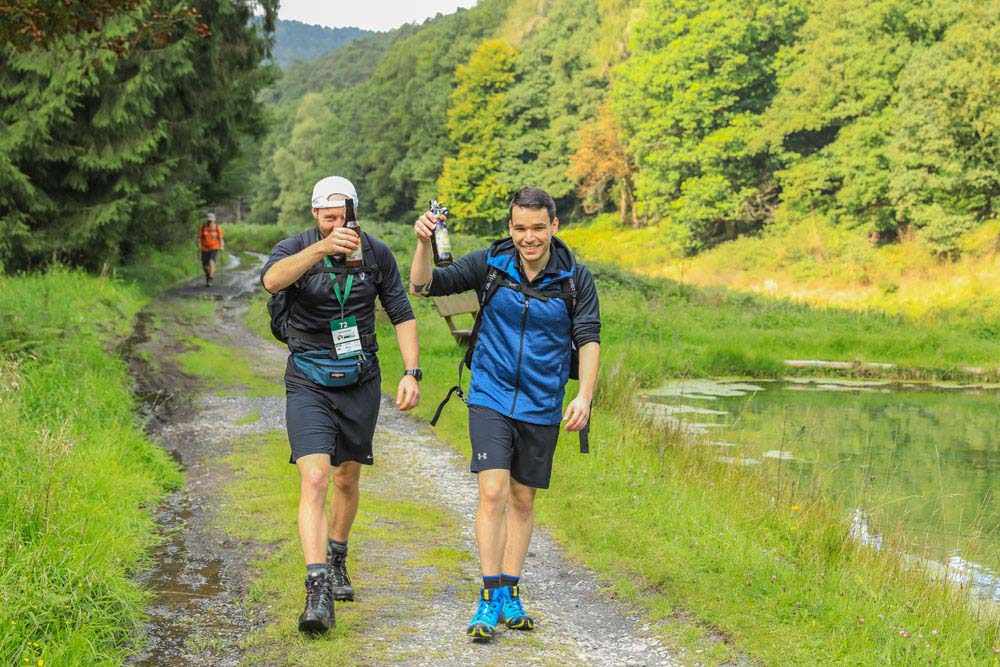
{"left": 551, "top": 217, "right": 560, "bottom": 234}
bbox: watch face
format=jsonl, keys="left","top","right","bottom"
{"left": 406, "top": 369, "right": 423, "bottom": 381}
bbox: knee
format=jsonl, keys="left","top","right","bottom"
{"left": 331, "top": 470, "right": 359, "bottom": 497}
{"left": 479, "top": 483, "right": 508, "bottom": 514}
{"left": 509, "top": 490, "right": 534, "bottom": 517}
{"left": 300, "top": 466, "right": 329, "bottom": 497}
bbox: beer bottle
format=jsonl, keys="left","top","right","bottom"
{"left": 345, "top": 198, "right": 363, "bottom": 268}
{"left": 429, "top": 199, "right": 453, "bottom": 267}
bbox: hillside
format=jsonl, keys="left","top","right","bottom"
{"left": 247, "top": 0, "right": 997, "bottom": 266}
{"left": 267, "top": 19, "right": 371, "bottom": 69}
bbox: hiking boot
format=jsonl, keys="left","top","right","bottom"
{"left": 466, "top": 587, "right": 502, "bottom": 642}
{"left": 297, "top": 570, "right": 335, "bottom": 634}
{"left": 499, "top": 584, "right": 535, "bottom": 630}
{"left": 326, "top": 542, "right": 354, "bottom": 601}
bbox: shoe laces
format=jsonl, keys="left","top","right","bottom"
{"left": 472, "top": 593, "right": 500, "bottom": 624}
{"left": 504, "top": 590, "right": 526, "bottom": 617}
{"left": 305, "top": 574, "right": 329, "bottom": 607}
{"left": 330, "top": 554, "right": 351, "bottom": 587}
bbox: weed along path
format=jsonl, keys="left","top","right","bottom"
{"left": 128, "top": 253, "right": 677, "bottom": 666}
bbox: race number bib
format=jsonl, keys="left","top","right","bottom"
{"left": 330, "top": 316, "right": 362, "bottom": 358}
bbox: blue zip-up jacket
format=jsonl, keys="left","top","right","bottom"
{"left": 428, "top": 237, "right": 601, "bottom": 425}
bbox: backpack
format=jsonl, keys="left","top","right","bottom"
{"left": 267, "top": 232, "right": 381, "bottom": 345}
{"left": 430, "top": 243, "right": 590, "bottom": 453}
{"left": 461, "top": 264, "right": 579, "bottom": 379}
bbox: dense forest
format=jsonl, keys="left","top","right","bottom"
{"left": 2, "top": 0, "right": 996, "bottom": 272}
{"left": 0, "top": 0, "right": 282, "bottom": 271}
{"left": 249, "top": 0, "right": 999, "bottom": 254}
{"left": 263, "top": 19, "right": 370, "bottom": 69}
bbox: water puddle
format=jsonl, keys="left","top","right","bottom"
{"left": 129, "top": 493, "right": 238, "bottom": 666}
{"left": 125, "top": 254, "right": 267, "bottom": 664}
{"left": 640, "top": 378, "right": 1000, "bottom": 603}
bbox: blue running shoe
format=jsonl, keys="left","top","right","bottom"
{"left": 499, "top": 584, "right": 535, "bottom": 630}
{"left": 467, "top": 587, "right": 502, "bottom": 641}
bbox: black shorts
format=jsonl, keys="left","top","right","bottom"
{"left": 201, "top": 249, "right": 219, "bottom": 267}
{"left": 468, "top": 405, "right": 560, "bottom": 489}
{"left": 284, "top": 357, "right": 381, "bottom": 466}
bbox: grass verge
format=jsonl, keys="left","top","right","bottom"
{"left": 0, "top": 265, "right": 186, "bottom": 665}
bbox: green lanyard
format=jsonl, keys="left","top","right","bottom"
{"left": 322, "top": 256, "right": 353, "bottom": 315}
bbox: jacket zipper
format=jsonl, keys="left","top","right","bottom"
{"left": 510, "top": 295, "right": 530, "bottom": 414}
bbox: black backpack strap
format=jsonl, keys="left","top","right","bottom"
{"left": 462, "top": 266, "right": 502, "bottom": 369}
{"left": 431, "top": 358, "right": 467, "bottom": 426}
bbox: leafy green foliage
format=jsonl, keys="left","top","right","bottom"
{"left": 613, "top": 0, "right": 805, "bottom": 251}
{"left": 0, "top": 0, "right": 275, "bottom": 271}
{"left": 437, "top": 39, "right": 520, "bottom": 231}
{"left": 887, "top": 0, "right": 1000, "bottom": 252}
{"left": 245, "top": 0, "right": 996, "bottom": 258}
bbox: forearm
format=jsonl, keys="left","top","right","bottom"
{"left": 409, "top": 241, "right": 435, "bottom": 296}
{"left": 262, "top": 242, "right": 325, "bottom": 294}
{"left": 576, "top": 342, "right": 600, "bottom": 402}
{"left": 394, "top": 319, "right": 419, "bottom": 369}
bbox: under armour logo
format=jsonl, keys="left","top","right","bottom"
{"left": 477, "top": 452, "right": 487, "bottom": 460}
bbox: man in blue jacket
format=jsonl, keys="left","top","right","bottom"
{"left": 410, "top": 187, "right": 601, "bottom": 641}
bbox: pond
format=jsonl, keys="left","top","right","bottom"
{"left": 640, "top": 379, "right": 1000, "bottom": 602}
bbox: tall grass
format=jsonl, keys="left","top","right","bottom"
{"left": 561, "top": 215, "right": 1000, "bottom": 326}
{"left": 0, "top": 262, "right": 187, "bottom": 664}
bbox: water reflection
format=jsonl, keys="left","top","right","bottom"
{"left": 641, "top": 379, "right": 1000, "bottom": 602}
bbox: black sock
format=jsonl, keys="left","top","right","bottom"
{"left": 500, "top": 573, "right": 520, "bottom": 588}
{"left": 483, "top": 575, "right": 501, "bottom": 589}
{"left": 328, "top": 539, "right": 347, "bottom": 558}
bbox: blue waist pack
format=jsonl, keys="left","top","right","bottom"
{"left": 291, "top": 350, "right": 364, "bottom": 388}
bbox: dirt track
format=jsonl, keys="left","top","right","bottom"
{"left": 127, "top": 254, "right": 677, "bottom": 665}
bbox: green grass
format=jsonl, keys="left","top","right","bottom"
{"left": 0, "top": 267, "right": 184, "bottom": 665}
{"left": 357, "top": 221, "right": 1000, "bottom": 664}
{"left": 235, "top": 409, "right": 262, "bottom": 426}
{"left": 177, "top": 335, "right": 283, "bottom": 398}
{"left": 562, "top": 215, "right": 1000, "bottom": 330}
{"left": 223, "top": 223, "right": 303, "bottom": 254}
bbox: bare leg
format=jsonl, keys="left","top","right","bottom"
{"left": 475, "top": 469, "right": 510, "bottom": 576}
{"left": 328, "top": 461, "right": 362, "bottom": 542}
{"left": 501, "top": 479, "right": 536, "bottom": 576}
{"left": 296, "top": 454, "right": 331, "bottom": 564}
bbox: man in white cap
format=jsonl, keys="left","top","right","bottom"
{"left": 261, "top": 176, "right": 422, "bottom": 634}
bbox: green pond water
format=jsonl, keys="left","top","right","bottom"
{"left": 641, "top": 379, "right": 1000, "bottom": 601}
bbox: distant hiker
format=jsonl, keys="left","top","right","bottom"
{"left": 410, "top": 187, "right": 601, "bottom": 642}
{"left": 261, "top": 176, "right": 421, "bottom": 634}
{"left": 199, "top": 212, "right": 224, "bottom": 287}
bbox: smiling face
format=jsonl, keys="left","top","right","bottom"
{"left": 311, "top": 194, "right": 349, "bottom": 238}
{"left": 508, "top": 205, "right": 559, "bottom": 265}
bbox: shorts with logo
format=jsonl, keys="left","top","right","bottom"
{"left": 284, "top": 357, "right": 381, "bottom": 466}
{"left": 468, "top": 404, "right": 560, "bottom": 489}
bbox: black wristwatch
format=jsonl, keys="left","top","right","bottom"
{"left": 403, "top": 368, "right": 423, "bottom": 381}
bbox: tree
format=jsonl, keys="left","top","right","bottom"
{"left": 612, "top": 0, "right": 805, "bottom": 251}
{"left": 437, "top": 39, "right": 520, "bottom": 232}
{"left": 760, "top": 0, "right": 964, "bottom": 237}
{"left": 887, "top": 0, "right": 1000, "bottom": 253}
{"left": 0, "top": 0, "right": 276, "bottom": 270}
{"left": 568, "top": 101, "right": 638, "bottom": 226}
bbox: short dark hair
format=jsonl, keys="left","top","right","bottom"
{"left": 508, "top": 187, "right": 556, "bottom": 223}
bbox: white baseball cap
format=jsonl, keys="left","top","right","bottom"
{"left": 311, "top": 176, "right": 359, "bottom": 210}
{"left": 205, "top": 212, "right": 216, "bottom": 222}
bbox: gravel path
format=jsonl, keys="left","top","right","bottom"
{"left": 129, "top": 253, "right": 676, "bottom": 666}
